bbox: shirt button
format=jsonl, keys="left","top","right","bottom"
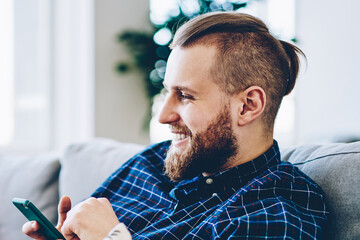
{"left": 206, "top": 178, "right": 213, "bottom": 185}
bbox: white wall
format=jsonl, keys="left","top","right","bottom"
{"left": 295, "top": 0, "right": 360, "bottom": 144}
{"left": 94, "top": 0, "right": 152, "bottom": 144}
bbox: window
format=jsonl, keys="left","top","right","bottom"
{"left": 0, "top": 0, "right": 53, "bottom": 152}
{"left": 0, "top": 0, "right": 94, "bottom": 152}
{"left": 0, "top": 0, "right": 14, "bottom": 148}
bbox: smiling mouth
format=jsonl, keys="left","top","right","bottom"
{"left": 170, "top": 125, "right": 192, "bottom": 146}
{"left": 173, "top": 132, "right": 188, "bottom": 141}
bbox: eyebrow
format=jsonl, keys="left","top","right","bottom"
{"left": 163, "top": 82, "right": 199, "bottom": 95}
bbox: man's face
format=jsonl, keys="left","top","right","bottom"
{"left": 158, "top": 45, "right": 238, "bottom": 181}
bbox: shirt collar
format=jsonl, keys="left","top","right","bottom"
{"left": 170, "top": 140, "right": 281, "bottom": 203}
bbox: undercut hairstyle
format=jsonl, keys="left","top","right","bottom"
{"left": 170, "top": 12, "right": 305, "bottom": 132}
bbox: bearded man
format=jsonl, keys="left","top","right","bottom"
{"left": 24, "top": 12, "right": 327, "bottom": 240}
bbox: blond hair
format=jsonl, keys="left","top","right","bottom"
{"left": 170, "top": 12, "right": 304, "bottom": 131}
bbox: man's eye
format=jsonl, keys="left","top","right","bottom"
{"left": 179, "top": 92, "right": 194, "bottom": 100}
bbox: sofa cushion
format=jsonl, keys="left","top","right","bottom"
{"left": 0, "top": 152, "right": 60, "bottom": 240}
{"left": 59, "top": 138, "right": 145, "bottom": 205}
{"left": 281, "top": 141, "right": 360, "bottom": 240}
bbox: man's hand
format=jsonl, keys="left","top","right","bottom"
{"left": 61, "top": 197, "right": 120, "bottom": 240}
{"left": 22, "top": 195, "right": 72, "bottom": 240}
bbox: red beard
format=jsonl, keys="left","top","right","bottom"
{"left": 164, "top": 105, "right": 238, "bottom": 181}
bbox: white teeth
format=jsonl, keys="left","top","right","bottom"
{"left": 174, "top": 133, "right": 187, "bottom": 140}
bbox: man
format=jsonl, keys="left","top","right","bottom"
{"left": 24, "top": 12, "right": 327, "bottom": 239}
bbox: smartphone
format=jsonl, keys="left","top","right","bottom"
{"left": 12, "top": 198, "right": 65, "bottom": 240}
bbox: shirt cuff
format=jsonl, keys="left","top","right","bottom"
{"left": 103, "top": 223, "right": 132, "bottom": 240}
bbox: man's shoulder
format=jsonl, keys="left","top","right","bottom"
{"left": 248, "top": 161, "right": 323, "bottom": 194}
{"left": 231, "top": 161, "right": 326, "bottom": 213}
{"left": 205, "top": 161, "right": 327, "bottom": 238}
{"left": 271, "top": 161, "right": 321, "bottom": 189}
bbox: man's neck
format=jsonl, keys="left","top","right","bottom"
{"left": 202, "top": 135, "right": 274, "bottom": 176}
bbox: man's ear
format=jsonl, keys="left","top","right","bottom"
{"left": 236, "top": 86, "right": 266, "bottom": 126}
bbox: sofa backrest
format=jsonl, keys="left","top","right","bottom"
{"left": 281, "top": 141, "right": 360, "bottom": 240}
{"left": 59, "top": 138, "right": 145, "bottom": 205}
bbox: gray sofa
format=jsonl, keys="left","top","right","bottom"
{"left": 0, "top": 138, "right": 359, "bottom": 239}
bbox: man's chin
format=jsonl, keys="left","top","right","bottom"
{"left": 164, "top": 144, "right": 198, "bottom": 182}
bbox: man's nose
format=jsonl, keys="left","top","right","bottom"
{"left": 158, "top": 96, "right": 180, "bottom": 124}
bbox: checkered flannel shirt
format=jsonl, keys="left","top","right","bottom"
{"left": 92, "top": 140, "right": 328, "bottom": 239}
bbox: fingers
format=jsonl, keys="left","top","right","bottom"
{"left": 56, "top": 195, "right": 72, "bottom": 230}
{"left": 98, "top": 197, "right": 113, "bottom": 208}
{"left": 61, "top": 197, "right": 119, "bottom": 240}
{"left": 22, "top": 221, "right": 46, "bottom": 240}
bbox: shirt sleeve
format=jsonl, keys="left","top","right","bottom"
{"left": 103, "top": 223, "right": 132, "bottom": 240}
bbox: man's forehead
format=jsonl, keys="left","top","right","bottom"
{"left": 163, "top": 46, "right": 217, "bottom": 90}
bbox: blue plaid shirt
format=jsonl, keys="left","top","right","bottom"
{"left": 92, "top": 140, "right": 327, "bottom": 239}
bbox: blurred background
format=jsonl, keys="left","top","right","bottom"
{"left": 0, "top": 0, "right": 359, "bottom": 153}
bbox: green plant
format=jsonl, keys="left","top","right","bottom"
{"left": 116, "top": 0, "right": 254, "bottom": 101}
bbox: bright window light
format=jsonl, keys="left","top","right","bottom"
{"left": 266, "top": 0, "right": 295, "bottom": 40}
{"left": 153, "top": 28, "right": 172, "bottom": 45}
{"left": 0, "top": 0, "right": 14, "bottom": 147}
{"left": 150, "top": 0, "right": 179, "bottom": 25}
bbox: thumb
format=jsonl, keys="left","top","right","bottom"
{"left": 56, "top": 195, "right": 72, "bottom": 230}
